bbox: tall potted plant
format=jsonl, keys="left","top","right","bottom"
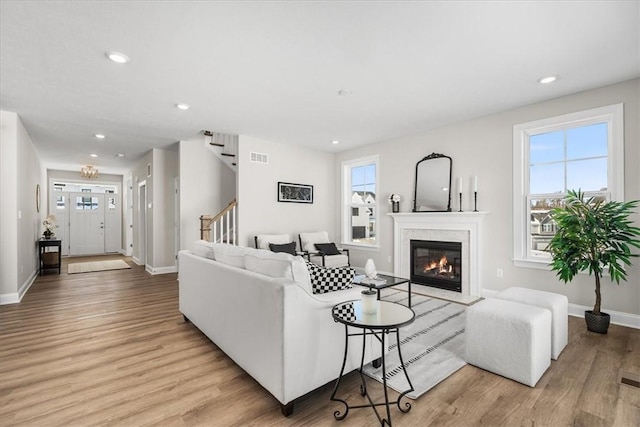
{"left": 547, "top": 190, "right": 640, "bottom": 333}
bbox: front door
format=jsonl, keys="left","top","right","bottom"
{"left": 69, "top": 192, "right": 105, "bottom": 255}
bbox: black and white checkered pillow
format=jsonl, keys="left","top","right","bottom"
{"left": 333, "top": 302, "right": 356, "bottom": 322}
{"left": 306, "top": 261, "right": 356, "bottom": 294}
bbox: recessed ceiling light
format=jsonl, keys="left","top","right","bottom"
{"left": 176, "top": 103, "right": 190, "bottom": 110}
{"left": 116, "top": 153, "right": 125, "bottom": 158}
{"left": 538, "top": 75, "right": 558, "bottom": 84}
{"left": 89, "top": 153, "right": 98, "bottom": 158}
{"left": 106, "top": 51, "right": 130, "bottom": 64}
{"left": 331, "top": 140, "right": 340, "bottom": 145}
{"left": 94, "top": 133, "right": 106, "bottom": 139}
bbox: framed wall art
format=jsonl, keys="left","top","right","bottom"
{"left": 277, "top": 182, "right": 313, "bottom": 204}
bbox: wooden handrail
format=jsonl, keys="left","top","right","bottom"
{"left": 200, "top": 199, "right": 237, "bottom": 243}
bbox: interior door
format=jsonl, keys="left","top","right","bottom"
{"left": 69, "top": 193, "right": 105, "bottom": 255}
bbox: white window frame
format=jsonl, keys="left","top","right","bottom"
{"left": 341, "top": 154, "right": 379, "bottom": 249}
{"left": 512, "top": 103, "right": 624, "bottom": 269}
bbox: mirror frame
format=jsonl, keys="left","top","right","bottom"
{"left": 413, "top": 152, "right": 452, "bottom": 212}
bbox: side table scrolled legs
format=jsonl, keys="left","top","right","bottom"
{"left": 395, "top": 327, "right": 414, "bottom": 413}
{"left": 330, "top": 324, "right": 350, "bottom": 420}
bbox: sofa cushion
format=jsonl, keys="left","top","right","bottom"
{"left": 245, "top": 249, "right": 312, "bottom": 293}
{"left": 255, "top": 234, "right": 291, "bottom": 250}
{"left": 212, "top": 243, "right": 247, "bottom": 268}
{"left": 314, "top": 242, "right": 341, "bottom": 255}
{"left": 193, "top": 240, "right": 215, "bottom": 259}
{"left": 269, "top": 241, "right": 297, "bottom": 255}
{"left": 306, "top": 261, "right": 355, "bottom": 294}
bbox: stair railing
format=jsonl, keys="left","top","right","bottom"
{"left": 200, "top": 199, "right": 237, "bottom": 244}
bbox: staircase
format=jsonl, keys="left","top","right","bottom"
{"left": 200, "top": 199, "right": 237, "bottom": 244}
{"left": 204, "top": 130, "right": 237, "bottom": 171}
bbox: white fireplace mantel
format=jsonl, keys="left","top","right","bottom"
{"left": 389, "top": 212, "right": 488, "bottom": 297}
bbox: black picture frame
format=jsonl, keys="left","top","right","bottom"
{"left": 278, "top": 182, "right": 313, "bottom": 204}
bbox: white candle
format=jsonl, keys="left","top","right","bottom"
{"left": 458, "top": 177, "right": 462, "bottom": 194}
{"left": 473, "top": 176, "right": 478, "bottom": 192}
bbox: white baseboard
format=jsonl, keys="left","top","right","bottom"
{"left": 145, "top": 265, "right": 177, "bottom": 275}
{"left": 567, "top": 303, "right": 640, "bottom": 329}
{"left": 132, "top": 256, "right": 142, "bottom": 265}
{"left": 0, "top": 292, "right": 20, "bottom": 305}
{"left": 481, "top": 289, "right": 639, "bottom": 329}
{"left": 1, "top": 269, "right": 38, "bottom": 305}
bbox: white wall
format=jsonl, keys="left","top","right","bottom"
{"left": 334, "top": 79, "right": 640, "bottom": 318}
{"left": 132, "top": 150, "right": 153, "bottom": 267}
{"left": 151, "top": 147, "right": 178, "bottom": 269}
{"left": 237, "top": 135, "right": 335, "bottom": 248}
{"left": 0, "top": 110, "right": 45, "bottom": 304}
{"left": 179, "top": 135, "right": 234, "bottom": 250}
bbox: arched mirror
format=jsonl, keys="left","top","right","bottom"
{"left": 413, "top": 153, "right": 452, "bottom": 212}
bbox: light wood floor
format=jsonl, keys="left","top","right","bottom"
{"left": 1, "top": 255, "right": 638, "bottom": 426}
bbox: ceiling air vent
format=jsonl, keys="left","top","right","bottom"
{"left": 250, "top": 152, "right": 268, "bottom": 164}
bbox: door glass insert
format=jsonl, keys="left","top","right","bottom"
{"left": 56, "top": 195, "right": 65, "bottom": 210}
{"left": 76, "top": 196, "right": 99, "bottom": 210}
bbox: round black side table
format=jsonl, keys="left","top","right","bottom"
{"left": 330, "top": 300, "right": 415, "bottom": 426}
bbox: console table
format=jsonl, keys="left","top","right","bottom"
{"left": 330, "top": 300, "right": 415, "bottom": 426}
{"left": 38, "top": 238, "right": 62, "bottom": 275}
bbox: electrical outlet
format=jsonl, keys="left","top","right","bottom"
{"left": 497, "top": 268, "right": 503, "bottom": 278}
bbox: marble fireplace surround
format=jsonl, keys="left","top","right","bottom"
{"left": 389, "top": 212, "right": 488, "bottom": 297}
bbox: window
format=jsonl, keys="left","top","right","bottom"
{"left": 342, "top": 155, "right": 379, "bottom": 247}
{"left": 513, "top": 104, "right": 624, "bottom": 268}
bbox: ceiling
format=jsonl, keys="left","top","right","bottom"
{"left": 1, "top": 1, "right": 638, "bottom": 174}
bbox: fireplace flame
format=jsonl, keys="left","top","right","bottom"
{"left": 423, "top": 255, "right": 452, "bottom": 274}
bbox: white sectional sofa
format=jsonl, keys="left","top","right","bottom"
{"left": 178, "top": 241, "right": 379, "bottom": 416}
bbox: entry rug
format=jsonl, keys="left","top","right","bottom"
{"left": 68, "top": 259, "right": 131, "bottom": 274}
{"left": 361, "top": 292, "right": 466, "bottom": 399}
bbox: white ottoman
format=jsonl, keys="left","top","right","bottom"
{"left": 465, "top": 298, "right": 551, "bottom": 387}
{"left": 495, "top": 287, "right": 568, "bottom": 360}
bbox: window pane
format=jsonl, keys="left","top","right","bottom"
{"left": 530, "top": 131, "right": 564, "bottom": 164}
{"left": 567, "top": 123, "right": 607, "bottom": 160}
{"left": 530, "top": 162, "right": 564, "bottom": 194}
{"left": 56, "top": 196, "right": 65, "bottom": 210}
{"left": 351, "top": 207, "right": 375, "bottom": 245}
{"left": 352, "top": 166, "right": 365, "bottom": 186}
{"left": 364, "top": 184, "right": 376, "bottom": 203}
{"left": 567, "top": 158, "right": 607, "bottom": 192}
{"left": 530, "top": 197, "right": 564, "bottom": 256}
{"left": 108, "top": 197, "right": 116, "bottom": 210}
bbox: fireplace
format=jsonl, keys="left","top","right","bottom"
{"left": 410, "top": 239, "right": 462, "bottom": 292}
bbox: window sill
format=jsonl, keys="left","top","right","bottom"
{"left": 512, "top": 258, "right": 552, "bottom": 271}
{"left": 340, "top": 243, "right": 380, "bottom": 252}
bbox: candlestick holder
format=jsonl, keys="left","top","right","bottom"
{"left": 473, "top": 191, "right": 478, "bottom": 212}
{"left": 458, "top": 193, "right": 463, "bottom": 212}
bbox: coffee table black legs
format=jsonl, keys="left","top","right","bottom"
{"left": 331, "top": 326, "right": 413, "bottom": 426}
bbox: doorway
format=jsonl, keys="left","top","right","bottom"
{"left": 138, "top": 182, "right": 147, "bottom": 266}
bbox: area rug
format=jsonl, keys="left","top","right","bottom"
{"left": 68, "top": 259, "right": 131, "bottom": 274}
{"left": 361, "top": 291, "right": 467, "bottom": 399}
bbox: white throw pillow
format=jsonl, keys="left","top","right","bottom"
{"left": 299, "top": 231, "right": 330, "bottom": 253}
{"left": 193, "top": 240, "right": 215, "bottom": 259}
{"left": 212, "top": 243, "right": 247, "bottom": 268}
